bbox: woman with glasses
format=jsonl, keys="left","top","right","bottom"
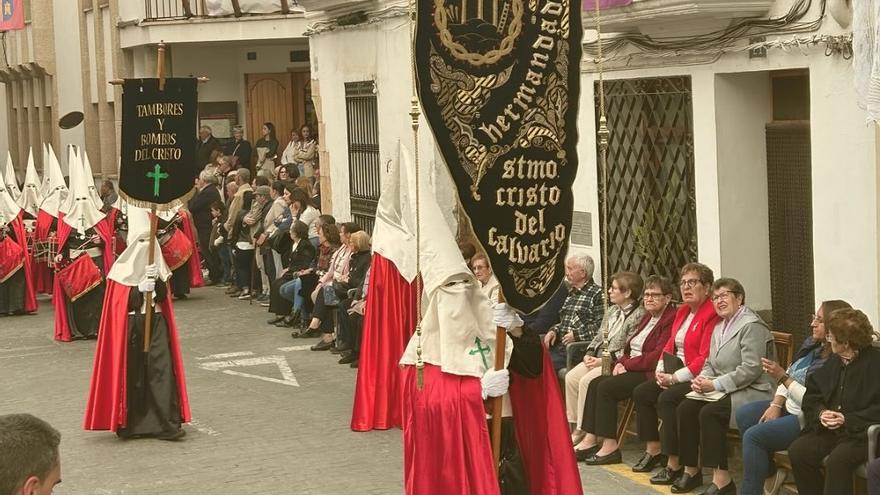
{"left": 631, "top": 262, "right": 720, "bottom": 487}
{"left": 672, "top": 278, "right": 775, "bottom": 494}
{"left": 735, "top": 300, "right": 850, "bottom": 495}
{"left": 789, "top": 308, "right": 880, "bottom": 495}
{"left": 471, "top": 253, "right": 499, "bottom": 303}
{"left": 576, "top": 276, "right": 677, "bottom": 465}
{"left": 569, "top": 272, "right": 645, "bottom": 458}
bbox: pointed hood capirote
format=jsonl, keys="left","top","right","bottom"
{"left": 39, "top": 144, "right": 68, "bottom": 217}
{"left": 81, "top": 150, "right": 103, "bottom": 210}
{"left": 108, "top": 205, "right": 171, "bottom": 287}
{"left": 0, "top": 179, "right": 21, "bottom": 227}
{"left": 16, "top": 148, "right": 41, "bottom": 217}
{"left": 60, "top": 148, "right": 104, "bottom": 234}
{"left": 2, "top": 152, "right": 21, "bottom": 200}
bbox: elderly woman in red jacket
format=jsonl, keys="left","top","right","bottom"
{"left": 631, "top": 263, "right": 721, "bottom": 489}
{"left": 577, "top": 275, "right": 678, "bottom": 466}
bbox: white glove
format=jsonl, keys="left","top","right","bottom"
{"left": 138, "top": 278, "right": 155, "bottom": 294}
{"left": 481, "top": 368, "right": 510, "bottom": 400}
{"left": 145, "top": 264, "right": 158, "bottom": 280}
{"left": 214, "top": 236, "right": 224, "bottom": 246}
{"left": 492, "top": 303, "right": 523, "bottom": 331}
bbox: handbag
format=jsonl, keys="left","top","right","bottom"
{"left": 323, "top": 285, "right": 341, "bottom": 307}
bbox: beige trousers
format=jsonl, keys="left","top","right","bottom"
{"left": 565, "top": 363, "right": 603, "bottom": 429}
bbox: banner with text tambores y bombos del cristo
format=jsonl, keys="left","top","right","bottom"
{"left": 415, "top": 0, "right": 582, "bottom": 314}
{"left": 120, "top": 78, "right": 198, "bottom": 208}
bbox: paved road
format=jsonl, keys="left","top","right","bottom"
{"left": 2, "top": 287, "right": 669, "bottom": 494}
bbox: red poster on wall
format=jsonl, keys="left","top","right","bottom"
{"left": 0, "top": 0, "right": 24, "bottom": 32}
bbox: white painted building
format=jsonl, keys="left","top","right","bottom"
{"left": 304, "top": 0, "right": 875, "bottom": 341}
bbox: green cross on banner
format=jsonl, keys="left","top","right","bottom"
{"left": 468, "top": 337, "right": 491, "bottom": 369}
{"left": 146, "top": 164, "right": 169, "bottom": 197}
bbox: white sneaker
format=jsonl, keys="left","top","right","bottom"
{"left": 237, "top": 291, "right": 251, "bottom": 300}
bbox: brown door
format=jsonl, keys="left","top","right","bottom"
{"left": 246, "top": 73, "right": 294, "bottom": 168}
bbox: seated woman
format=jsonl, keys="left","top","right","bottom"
{"left": 675, "top": 278, "right": 775, "bottom": 495}
{"left": 266, "top": 220, "right": 315, "bottom": 329}
{"left": 569, "top": 271, "right": 645, "bottom": 457}
{"left": 631, "top": 262, "right": 719, "bottom": 488}
{"left": 335, "top": 230, "right": 372, "bottom": 363}
{"left": 290, "top": 222, "right": 340, "bottom": 336}
{"left": 578, "top": 275, "right": 677, "bottom": 466}
{"left": 735, "top": 299, "right": 850, "bottom": 495}
{"left": 789, "top": 308, "right": 880, "bottom": 495}
{"left": 307, "top": 223, "right": 359, "bottom": 350}
{"left": 471, "top": 253, "right": 499, "bottom": 302}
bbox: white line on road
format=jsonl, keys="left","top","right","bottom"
{"left": 196, "top": 351, "right": 255, "bottom": 360}
{"left": 198, "top": 355, "right": 300, "bottom": 387}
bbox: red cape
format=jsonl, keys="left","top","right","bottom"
{"left": 33, "top": 210, "right": 55, "bottom": 294}
{"left": 7, "top": 213, "right": 37, "bottom": 313}
{"left": 351, "top": 253, "right": 418, "bottom": 431}
{"left": 509, "top": 349, "right": 584, "bottom": 494}
{"left": 53, "top": 215, "right": 115, "bottom": 342}
{"left": 83, "top": 280, "right": 191, "bottom": 431}
{"left": 177, "top": 211, "right": 204, "bottom": 288}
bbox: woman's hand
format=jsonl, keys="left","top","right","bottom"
{"left": 612, "top": 363, "right": 627, "bottom": 376}
{"left": 543, "top": 330, "right": 557, "bottom": 347}
{"left": 820, "top": 410, "right": 845, "bottom": 430}
{"left": 583, "top": 355, "right": 602, "bottom": 369}
{"left": 759, "top": 404, "right": 783, "bottom": 423}
{"left": 691, "top": 376, "right": 715, "bottom": 394}
{"left": 761, "top": 358, "right": 786, "bottom": 381}
{"left": 655, "top": 372, "right": 674, "bottom": 389}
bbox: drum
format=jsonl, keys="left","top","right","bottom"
{"left": 57, "top": 254, "right": 102, "bottom": 301}
{"left": 0, "top": 236, "right": 25, "bottom": 282}
{"left": 160, "top": 229, "right": 193, "bottom": 270}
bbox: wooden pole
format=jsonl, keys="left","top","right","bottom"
{"left": 143, "top": 42, "right": 166, "bottom": 353}
{"left": 491, "top": 289, "right": 507, "bottom": 466}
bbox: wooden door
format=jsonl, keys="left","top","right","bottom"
{"left": 246, "top": 73, "right": 294, "bottom": 168}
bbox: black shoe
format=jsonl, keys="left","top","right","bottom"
{"left": 632, "top": 452, "right": 668, "bottom": 473}
{"left": 295, "top": 328, "right": 321, "bottom": 339}
{"left": 584, "top": 449, "right": 622, "bottom": 466}
{"left": 350, "top": 359, "right": 359, "bottom": 368}
{"left": 574, "top": 444, "right": 600, "bottom": 462}
{"left": 311, "top": 340, "right": 334, "bottom": 351}
{"left": 650, "top": 466, "right": 684, "bottom": 485}
{"left": 338, "top": 353, "right": 357, "bottom": 365}
{"left": 671, "top": 472, "right": 703, "bottom": 493}
{"left": 698, "top": 482, "right": 735, "bottom": 495}
{"left": 156, "top": 428, "right": 186, "bottom": 441}
{"left": 330, "top": 345, "right": 351, "bottom": 355}
{"left": 267, "top": 315, "right": 285, "bottom": 325}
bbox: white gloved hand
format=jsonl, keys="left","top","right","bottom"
{"left": 144, "top": 264, "right": 158, "bottom": 280}
{"left": 492, "top": 303, "right": 524, "bottom": 331}
{"left": 214, "top": 236, "right": 224, "bottom": 246}
{"left": 481, "top": 368, "right": 510, "bottom": 400}
{"left": 138, "top": 278, "right": 156, "bottom": 294}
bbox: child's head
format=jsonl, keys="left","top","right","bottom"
{"left": 210, "top": 201, "right": 224, "bottom": 218}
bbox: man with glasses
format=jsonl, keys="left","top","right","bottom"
{"left": 542, "top": 253, "right": 605, "bottom": 373}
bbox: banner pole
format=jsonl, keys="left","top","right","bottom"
{"left": 491, "top": 288, "right": 506, "bottom": 466}
{"left": 143, "top": 41, "right": 166, "bottom": 353}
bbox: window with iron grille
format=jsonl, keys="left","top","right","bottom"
{"left": 345, "top": 81, "right": 380, "bottom": 234}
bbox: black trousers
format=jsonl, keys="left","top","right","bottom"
{"left": 677, "top": 395, "right": 732, "bottom": 469}
{"left": 789, "top": 429, "right": 868, "bottom": 495}
{"left": 582, "top": 372, "right": 648, "bottom": 437}
{"left": 632, "top": 380, "right": 692, "bottom": 453}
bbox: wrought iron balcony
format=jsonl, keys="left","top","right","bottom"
{"left": 145, "top": 0, "right": 302, "bottom": 21}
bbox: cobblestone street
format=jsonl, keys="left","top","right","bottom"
{"left": 2, "top": 288, "right": 666, "bottom": 494}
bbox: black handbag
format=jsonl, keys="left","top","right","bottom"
{"left": 271, "top": 229, "right": 292, "bottom": 254}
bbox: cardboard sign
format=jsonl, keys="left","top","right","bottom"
{"left": 119, "top": 78, "right": 198, "bottom": 207}
{"left": 415, "top": 0, "right": 583, "bottom": 314}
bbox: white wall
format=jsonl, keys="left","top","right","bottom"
{"left": 715, "top": 72, "right": 772, "bottom": 310}
{"left": 53, "top": 0, "right": 86, "bottom": 152}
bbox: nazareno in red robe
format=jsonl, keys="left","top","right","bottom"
{"left": 83, "top": 279, "right": 191, "bottom": 431}
{"left": 351, "top": 253, "right": 419, "bottom": 431}
{"left": 33, "top": 209, "right": 55, "bottom": 294}
{"left": 53, "top": 215, "right": 115, "bottom": 342}
{"left": 6, "top": 212, "right": 37, "bottom": 313}
{"left": 177, "top": 210, "right": 204, "bottom": 288}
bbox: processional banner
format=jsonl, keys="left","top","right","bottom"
{"left": 415, "top": 0, "right": 582, "bottom": 314}
{"left": 119, "top": 78, "right": 199, "bottom": 208}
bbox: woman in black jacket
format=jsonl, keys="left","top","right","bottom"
{"left": 789, "top": 308, "right": 880, "bottom": 495}
{"left": 335, "top": 231, "right": 372, "bottom": 362}
{"left": 267, "top": 221, "right": 316, "bottom": 328}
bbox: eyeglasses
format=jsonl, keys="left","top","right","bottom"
{"left": 679, "top": 279, "right": 702, "bottom": 289}
{"left": 711, "top": 290, "right": 736, "bottom": 302}
{"left": 643, "top": 292, "right": 667, "bottom": 300}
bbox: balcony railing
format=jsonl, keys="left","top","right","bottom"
{"left": 145, "top": 0, "right": 302, "bottom": 21}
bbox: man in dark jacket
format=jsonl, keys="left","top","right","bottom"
{"left": 196, "top": 126, "right": 220, "bottom": 169}
{"left": 188, "top": 171, "right": 222, "bottom": 283}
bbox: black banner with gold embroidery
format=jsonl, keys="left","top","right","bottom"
{"left": 120, "top": 78, "right": 198, "bottom": 207}
{"left": 415, "top": 0, "right": 582, "bottom": 314}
